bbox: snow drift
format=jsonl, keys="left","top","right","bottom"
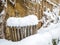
{"left": 6, "top": 15, "right": 38, "bottom": 27}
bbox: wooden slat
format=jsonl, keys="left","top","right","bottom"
{"left": 12, "top": 27, "right": 15, "bottom": 41}
{"left": 17, "top": 27, "right": 20, "bottom": 41}
{"left": 14, "top": 27, "right": 17, "bottom": 41}
{"left": 24, "top": 27, "right": 27, "bottom": 38}
{"left": 20, "top": 27, "right": 24, "bottom": 39}
{"left": 10, "top": 27, "right": 14, "bottom": 41}
{"left": 5, "top": 25, "right": 37, "bottom": 41}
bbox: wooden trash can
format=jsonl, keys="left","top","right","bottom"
{"left": 5, "top": 25, "right": 37, "bottom": 41}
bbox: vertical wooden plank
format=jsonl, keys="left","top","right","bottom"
{"left": 11, "top": 27, "right": 13, "bottom": 41}
{"left": 22, "top": 27, "right": 24, "bottom": 39}
{"left": 19, "top": 27, "right": 21, "bottom": 40}
{"left": 17, "top": 27, "right": 20, "bottom": 41}
{"left": 29, "top": 26, "right": 31, "bottom": 35}
{"left": 24, "top": 27, "right": 27, "bottom": 38}
{"left": 7, "top": 27, "right": 10, "bottom": 40}
{"left": 14, "top": 27, "right": 17, "bottom": 41}
{"left": 26, "top": 26, "right": 28, "bottom": 37}
{"left": 16, "top": 27, "right": 18, "bottom": 41}
{"left": 10, "top": 27, "right": 12, "bottom": 41}
{"left": 27, "top": 26, "right": 30, "bottom": 36}
{"left": 35, "top": 25, "right": 37, "bottom": 33}
{"left": 30, "top": 26, "right": 33, "bottom": 35}
{"left": 23, "top": 27, "right": 26, "bottom": 38}
{"left": 20, "top": 27, "right": 23, "bottom": 39}
{"left": 32, "top": 25, "right": 35, "bottom": 34}
{"left": 12, "top": 27, "right": 16, "bottom": 41}
{"left": 10, "top": 27, "right": 16, "bottom": 41}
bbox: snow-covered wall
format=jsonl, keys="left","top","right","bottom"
{"left": 6, "top": 15, "right": 38, "bottom": 27}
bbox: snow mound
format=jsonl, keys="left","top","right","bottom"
{"left": 38, "top": 23, "right": 60, "bottom": 39}
{"left": 19, "top": 32, "right": 52, "bottom": 45}
{"left": 6, "top": 15, "right": 38, "bottom": 27}
{"left": 0, "top": 33, "right": 52, "bottom": 45}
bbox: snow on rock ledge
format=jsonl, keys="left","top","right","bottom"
{"left": 6, "top": 15, "right": 38, "bottom": 27}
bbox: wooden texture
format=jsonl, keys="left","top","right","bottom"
{"left": 5, "top": 25, "right": 37, "bottom": 41}
{"left": 5, "top": 0, "right": 55, "bottom": 29}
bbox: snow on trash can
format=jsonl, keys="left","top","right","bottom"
{"left": 5, "top": 15, "right": 38, "bottom": 41}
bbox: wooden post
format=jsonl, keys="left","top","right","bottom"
{"left": 30, "top": 26, "right": 33, "bottom": 35}
{"left": 14, "top": 27, "right": 17, "bottom": 41}
{"left": 27, "top": 26, "right": 30, "bottom": 36}
{"left": 26, "top": 26, "right": 28, "bottom": 37}
{"left": 19, "top": 27, "right": 21, "bottom": 40}
{"left": 20, "top": 27, "right": 24, "bottom": 39}
{"left": 32, "top": 25, "right": 35, "bottom": 34}
{"left": 22, "top": 27, "right": 25, "bottom": 38}
{"left": 17, "top": 27, "right": 20, "bottom": 41}
{"left": 9, "top": 27, "right": 13, "bottom": 41}
{"left": 11, "top": 27, "right": 14, "bottom": 41}
{"left": 24, "top": 27, "right": 27, "bottom": 38}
